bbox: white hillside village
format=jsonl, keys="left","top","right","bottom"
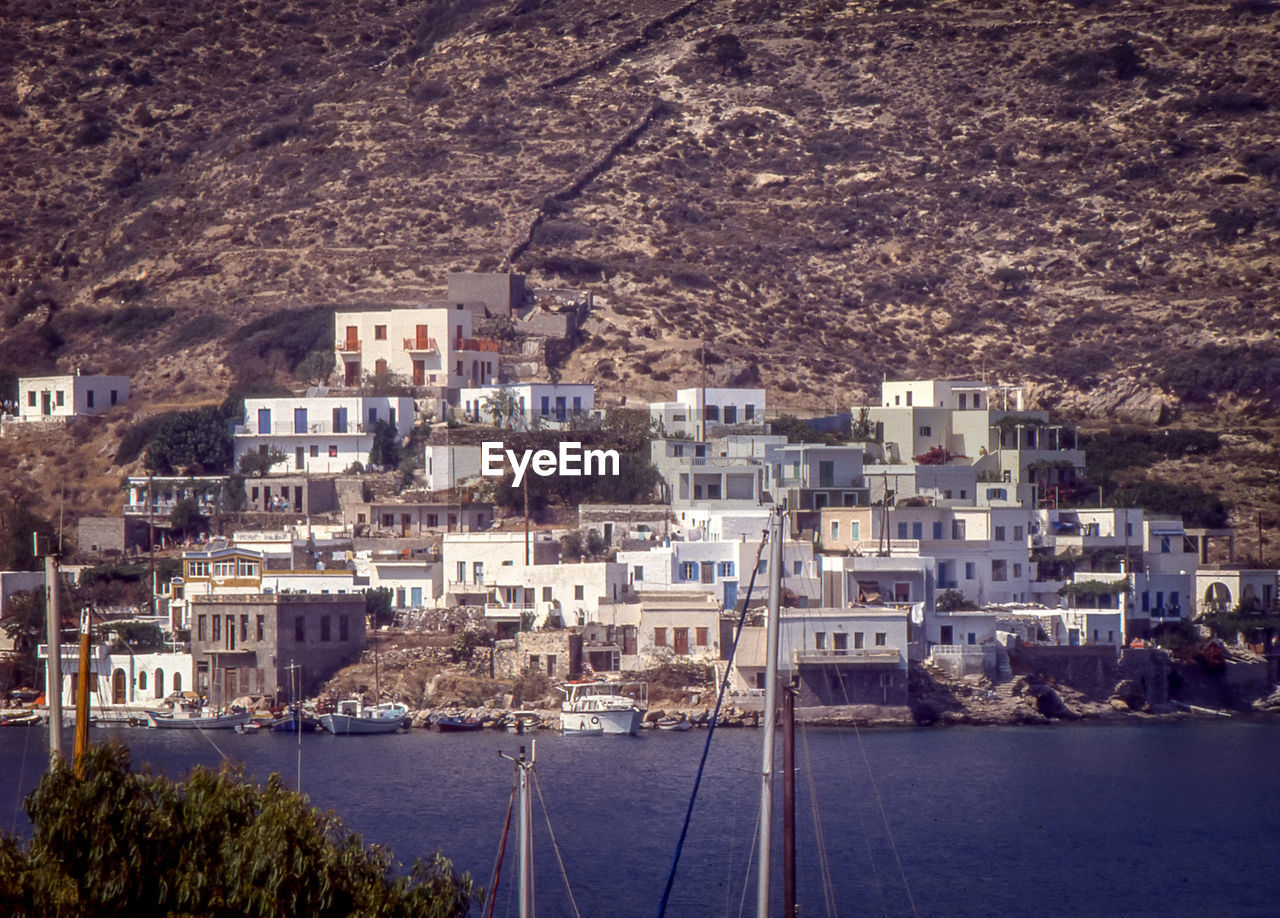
{"left": 3, "top": 272, "right": 1277, "bottom": 731}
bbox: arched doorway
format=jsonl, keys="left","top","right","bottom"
{"left": 155, "top": 669, "right": 165, "bottom": 699}
{"left": 173, "top": 673, "right": 182, "bottom": 692}
{"left": 1204, "top": 582, "right": 1232, "bottom": 613}
{"left": 139, "top": 671, "right": 147, "bottom": 692}
{"left": 112, "top": 668, "right": 127, "bottom": 704}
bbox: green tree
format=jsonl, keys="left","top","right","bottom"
{"left": 480, "top": 386, "right": 523, "bottom": 430}
{"left": 368, "top": 420, "right": 401, "bottom": 470}
{"left": 144, "top": 407, "right": 233, "bottom": 474}
{"left": 0, "top": 743, "right": 476, "bottom": 917}
{"left": 239, "top": 448, "right": 287, "bottom": 478}
{"left": 0, "top": 495, "right": 56, "bottom": 571}
{"left": 365, "top": 587, "right": 394, "bottom": 628}
{"left": 295, "top": 349, "right": 336, "bottom": 385}
{"left": 168, "top": 496, "right": 207, "bottom": 539}
{"left": 0, "top": 589, "right": 46, "bottom": 689}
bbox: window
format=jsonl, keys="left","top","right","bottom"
{"left": 757, "top": 559, "right": 767, "bottom": 575}
{"left": 27, "top": 391, "right": 35, "bottom": 406}
{"left": 329, "top": 445, "right": 338, "bottom": 457}
{"left": 919, "top": 425, "right": 931, "bottom": 436}
{"left": 574, "top": 585, "right": 585, "bottom": 601}
{"left": 705, "top": 405, "right": 720, "bottom": 422}
{"left": 1160, "top": 536, "right": 1171, "bottom": 553}
{"left": 831, "top": 521, "right": 840, "bottom": 541}
{"left": 320, "top": 616, "right": 331, "bottom": 641}
{"left": 542, "top": 586, "right": 553, "bottom": 602}
{"left": 1014, "top": 525, "right": 1024, "bottom": 540}
{"left": 851, "top": 521, "right": 860, "bottom": 540}
{"left": 1013, "top": 563, "right": 1023, "bottom": 578}
{"left": 256, "top": 615, "right": 265, "bottom": 641}
{"left": 967, "top": 632, "right": 977, "bottom": 645}
{"left": 295, "top": 616, "right": 305, "bottom": 642}
{"left": 633, "top": 565, "right": 644, "bottom": 582}
{"left": 717, "top": 561, "right": 735, "bottom": 577}
{"left": 654, "top": 627, "right": 667, "bottom": 647}
{"left": 55, "top": 390, "right": 64, "bottom": 406}
{"left": 696, "top": 627, "right": 709, "bottom": 646}
{"left": 680, "top": 562, "right": 698, "bottom": 581}
{"left": 139, "top": 671, "right": 146, "bottom": 690}
{"left": 197, "top": 616, "right": 207, "bottom": 641}
{"left": 374, "top": 325, "right": 387, "bottom": 340}
{"left": 87, "top": 390, "right": 95, "bottom": 408}
{"left": 911, "top": 522, "right": 922, "bottom": 540}
{"left": 339, "top": 615, "right": 349, "bottom": 641}
{"left": 932, "top": 522, "right": 943, "bottom": 540}
{"left": 793, "top": 560, "right": 802, "bottom": 575}
{"left": 965, "top": 562, "right": 976, "bottom": 580}
{"left": 310, "top": 445, "right": 319, "bottom": 457}
{"left": 212, "top": 616, "right": 221, "bottom": 642}
{"left": 745, "top": 404, "right": 755, "bottom": 420}
{"left": 897, "top": 522, "right": 908, "bottom": 539}
{"left": 723, "top": 405, "right": 737, "bottom": 424}
{"left": 240, "top": 615, "right": 249, "bottom": 642}
{"left": 833, "top": 633, "right": 848, "bottom": 650}
{"left": 472, "top": 561, "right": 484, "bottom": 583}
{"left": 815, "top": 632, "right": 826, "bottom": 649}
{"left": 853, "top": 632, "right": 865, "bottom": 649}
{"left": 995, "top": 526, "right": 1006, "bottom": 541}
{"left": 992, "top": 559, "right": 1008, "bottom": 581}
{"left": 875, "top": 632, "right": 887, "bottom": 647}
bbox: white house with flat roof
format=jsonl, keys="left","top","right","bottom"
{"left": 458, "top": 382, "right": 595, "bottom": 429}
{"left": 16, "top": 373, "right": 129, "bottom": 421}
{"left": 650, "top": 387, "right": 766, "bottom": 437}
{"left": 233, "top": 395, "right": 414, "bottom": 475}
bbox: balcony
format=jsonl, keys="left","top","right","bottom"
{"left": 457, "top": 336, "right": 502, "bottom": 353}
{"left": 232, "top": 421, "right": 373, "bottom": 436}
{"left": 794, "top": 648, "right": 901, "bottom": 666}
{"left": 403, "top": 336, "right": 438, "bottom": 354}
{"left": 336, "top": 339, "right": 361, "bottom": 353}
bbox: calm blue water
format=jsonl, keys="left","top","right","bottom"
{"left": 3, "top": 720, "right": 1279, "bottom": 918}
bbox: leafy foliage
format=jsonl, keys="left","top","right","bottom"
{"left": 367, "top": 420, "right": 401, "bottom": 470}
{"left": 144, "top": 406, "right": 233, "bottom": 474}
{"left": 365, "top": 588, "right": 394, "bottom": 628}
{"left": 0, "top": 743, "right": 476, "bottom": 917}
{"left": 1109, "top": 479, "right": 1230, "bottom": 528}
{"left": 1154, "top": 343, "right": 1280, "bottom": 406}
{"left": 768, "top": 414, "right": 845, "bottom": 445}
{"left": 0, "top": 496, "right": 56, "bottom": 571}
{"left": 226, "top": 306, "right": 335, "bottom": 387}
{"left": 0, "top": 589, "right": 46, "bottom": 689}
{"left": 936, "top": 589, "right": 978, "bottom": 612}
{"left": 239, "top": 448, "right": 287, "bottom": 479}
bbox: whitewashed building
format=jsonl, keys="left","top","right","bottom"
{"left": 424, "top": 444, "right": 485, "bottom": 491}
{"left": 17, "top": 373, "right": 129, "bottom": 421}
{"left": 233, "top": 395, "right": 414, "bottom": 475}
{"left": 458, "top": 383, "right": 595, "bottom": 429}
{"left": 650, "top": 387, "right": 766, "bottom": 437}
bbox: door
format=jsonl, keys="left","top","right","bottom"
{"left": 295, "top": 447, "right": 304, "bottom": 470}
{"left": 674, "top": 628, "right": 689, "bottom": 656}
{"left": 294, "top": 486, "right": 303, "bottom": 508}
{"left": 345, "top": 326, "right": 359, "bottom": 349}
{"left": 333, "top": 406, "right": 347, "bottom": 433}
{"left": 344, "top": 361, "right": 359, "bottom": 385}
{"left": 701, "top": 561, "right": 715, "bottom": 584}
{"left": 41, "top": 392, "right": 52, "bottom": 416}
{"left": 416, "top": 324, "right": 430, "bottom": 349}
{"left": 723, "top": 580, "right": 738, "bottom": 610}
{"left": 940, "top": 625, "right": 954, "bottom": 645}
{"left": 411, "top": 587, "right": 423, "bottom": 607}
{"left": 112, "top": 668, "right": 127, "bottom": 704}
{"left": 294, "top": 408, "right": 308, "bottom": 433}
{"left": 413, "top": 359, "right": 425, "bottom": 386}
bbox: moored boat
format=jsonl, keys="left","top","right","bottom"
{"left": 146, "top": 706, "right": 253, "bottom": 730}
{"left": 559, "top": 680, "right": 646, "bottom": 736}
{"left": 436, "top": 714, "right": 484, "bottom": 732}
{"left": 504, "top": 710, "right": 540, "bottom": 734}
{"left": 656, "top": 715, "right": 692, "bottom": 731}
{"left": 319, "top": 697, "right": 410, "bottom": 735}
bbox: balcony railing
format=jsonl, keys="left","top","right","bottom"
{"left": 852, "top": 539, "right": 921, "bottom": 554}
{"left": 403, "top": 337, "right": 438, "bottom": 353}
{"left": 233, "top": 421, "right": 373, "bottom": 436}
{"left": 794, "top": 648, "right": 901, "bottom": 665}
{"left": 336, "top": 339, "right": 361, "bottom": 352}
{"left": 457, "top": 336, "right": 502, "bottom": 353}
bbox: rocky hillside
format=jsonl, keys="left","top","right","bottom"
{"left": 1, "top": 0, "right": 1277, "bottom": 546}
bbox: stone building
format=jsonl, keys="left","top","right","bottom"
{"left": 190, "top": 593, "right": 366, "bottom": 700}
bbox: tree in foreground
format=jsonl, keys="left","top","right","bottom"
{"left": 0, "top": 743, "right": 476, "bottom": 918}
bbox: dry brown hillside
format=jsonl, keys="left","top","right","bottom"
{"left": 1, "top": 0, "right": 1277, "bottom": 548}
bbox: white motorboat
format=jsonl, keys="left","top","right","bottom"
{"left": 558, "top": 681, "right": 646, "bottom": 736}
{"left": 319, "top": 697, "right": 410, "bottom": 735}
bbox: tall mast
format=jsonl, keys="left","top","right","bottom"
{"left": 44, "top": 549, "right": 63, "bottom": 765}
{"left": 757, "top": 504, "right": 784, "bottom": 918}
{"left": 500, "top": 742, "right": 536, "bottom": 918}
{"left": 73, "top": 608, "right": 92, "bottom": 776}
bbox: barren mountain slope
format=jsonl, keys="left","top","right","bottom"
{"left": 1, "top": 0, "right": 1277, "bottom": 542}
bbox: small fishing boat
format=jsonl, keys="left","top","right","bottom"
{"left": 0, "top": 711, "right": 43, "bottom": 727}
{"left": 270, "top": 704, "right": 323, "bottom": 733}
{"left": 436, "top": 714, "right": 485, "bottom": 732}
{"left": 656, "top": 715, "right": 692, "bottom": 732}
{"left": 559, "top": 680, "right": 647, "bottom": 736}
{"left": 505, "top": 711, "right": 540, "bottom": 734}
{"left": 319, "top": 697, "right": 410, "bottom": 735}
{"left": 146, "top": 704, "right": 253, "bottom": 730}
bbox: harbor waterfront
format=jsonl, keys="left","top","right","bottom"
{"left": 3, "top": 720, "right": 1279, "bottom": 917}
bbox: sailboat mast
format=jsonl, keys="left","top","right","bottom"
{"left": 518, "top": 744, "right": 534, "bottom": 918}
{"left": 757, "top": 505, "right": 784, "bottom": 918}
{"left": 45, "top": 551, "right": 63, "bottom": 764}
{"left": 783, "top": 675, "right": 798, "bottom": 918}
{"left": 72, "top": 608, "right": 93, "bottom": 776}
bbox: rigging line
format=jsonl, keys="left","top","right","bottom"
{"left": 826, "top": 655, "right": 918, "bottom": 917}
{"left": 12, "top": 716, "right": 33, "bottom": 835}
{"left": 531, "top": 769, "right": 583, "bottom": 918}
{"left": 656, "top": 527, "right": 770, "bottom": 918}
{"left": 798, "top": 723, "right": 842, "bottom": 918}
{"left": 736, "top": 800, "right": 763, "bottom": 918}
{"left": 484, "top": 783, "right": 518, "bottom": 918}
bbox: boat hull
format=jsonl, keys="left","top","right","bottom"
{"left": 146, "top": 710, "right": 252, "bottom": 730}
{"left": 319, "top": 712, "right": 407, "bottom": 735}
{"left": 561, "top": 709, "right": 641, "bottom": 736}
{"left": 436, "top": 717, "right": 484, "bottom": 732}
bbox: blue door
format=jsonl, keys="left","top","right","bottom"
{"left": 257, "top": 408, "right": 271, "bottom": 433}
{"left": 411, "top": 587, "right": 422, "bottom": 607}
{"left": 723, "top": 580, "right": 738, "bottom": 611}
{"left": 294, "top": 408, "right": 308, "bottom": 434}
